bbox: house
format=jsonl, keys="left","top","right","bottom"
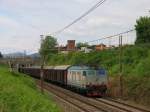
{"left": 67, "top": 40, "right": 76, "bottom": 51}
{"left": 95, "top": 44, "right": 107, "bottom": 51}
{"left": 80, "top": 47, "right": 92, "bottom": 53}
{"left": 57, "top": 40, "right": 77, "bottom": 54}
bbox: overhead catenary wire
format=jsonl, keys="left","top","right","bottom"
{"left": 85, "top": 29, "right": 135, "bottom": 44}
{"left": 51, "top": 0, "right": 107, "bottom": 36}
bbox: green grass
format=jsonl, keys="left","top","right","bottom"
{"left": 0, "top": 65, "right": 60, "bottom": 112}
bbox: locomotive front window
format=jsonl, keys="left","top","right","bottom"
{"left": 88, "top": 70, "right": 95, "bottom": 75}
{"left": 83, "top": 71, "right": 86, "bottom": 76}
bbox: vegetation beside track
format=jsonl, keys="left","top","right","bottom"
{"left": 47, "top": 44, "right": 150, "bottom": 106}
{"left": 0, "top": 65, "right": 60, "bottom": 112}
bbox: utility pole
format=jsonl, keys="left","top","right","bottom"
{"left": 23, "top": 50, "right": 26, "bottom": 61}
{"left": 40, "top": 35, "right": 44, "bottom": 93}
{"left": 8, "top": 60, "right": 12, "bottom": 72}
{"left": 119, "top": 35, "right": 123, "bottom": 97}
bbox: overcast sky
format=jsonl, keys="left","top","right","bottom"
{"left": 0, "top": 0, "right": 149, "bottom": 54}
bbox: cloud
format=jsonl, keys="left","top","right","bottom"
{"left": 73, "top": 0, "right": 95, "bottom": 4}
{"left": 0, "top": 0, "right": 149, "bottom": 54}
{"left": 86, "top": 17, "right": 109, "bottom": 27}
{"left": 0, "top": 16, "right": 20, "bottom": 30}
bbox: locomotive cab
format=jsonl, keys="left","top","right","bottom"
{"left": 85, "top": 69, "right": 107, "bottom": 96}
{"left": 67, "top": 66, "right": 108, "bottom": 97}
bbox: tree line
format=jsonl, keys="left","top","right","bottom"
{"left": 0, "top": 52, "right": 3, "bottom": 58}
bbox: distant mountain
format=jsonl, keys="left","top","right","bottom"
{"left": 28, "top": 53, "right": 40, "bottom": 58}
{"left": 3, "top": 52, "right": 26, "bottom": 58}
{"left": 3, "top": 52, "right": 40, "bottom": 59}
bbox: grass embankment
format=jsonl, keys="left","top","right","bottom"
{"left": 0, "top": 65, "right": 60, "bottom": 112}
{"left": 47, "top": 44, "right": 150, "bottom": 106}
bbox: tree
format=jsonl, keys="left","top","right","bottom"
{"left": 0, "top": 52, "right": 3, "bottom": 58}
{"left": 135, "top": 16, "right": 150, "bottom": 44}
{"left": 39, "top": 35, "right": 57, "bottom": 93}
{"left": 39, "top": 35, "right": 57, "bottom": 64}
{"left": 76, "top": 42, "right": 89, "bottom": 49}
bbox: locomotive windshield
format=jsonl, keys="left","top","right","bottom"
{"left": 83, "top": 71, "right": 87, "bottom": 76}
{"left": 87, "top": 70, "right": 95, "bottom": 75}
{"left": 85, "top": 68, "right": 107, "bottom": 85}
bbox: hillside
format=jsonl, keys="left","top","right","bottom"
{"left": 48, "top": 44, "right": 150, "bottom": 76}
{"left": 0, "top": 65, "right": 60, "bottom": 112}
{"left": 48, "top": 44, "right": 150, "bottom": 106}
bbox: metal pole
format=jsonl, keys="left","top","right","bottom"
{"left": 119, "top": 35, "right": 123, "bottom": 97}
{"left": 40, "top": 35, "right": 44, "bottom": 93}
{"left": 40, "top": 64, "right": 44, "bottom": 93}
{"left": 8, "top": 61, "right": 12, "bottom": 72}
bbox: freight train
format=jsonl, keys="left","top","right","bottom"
{"left": 19, "top": 65, "right": 108, "bottom": 97}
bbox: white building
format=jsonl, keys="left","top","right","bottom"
{"left": 80, "top": 47, "right": 92, "bottom": 53}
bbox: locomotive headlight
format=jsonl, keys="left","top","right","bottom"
{"left": 82, "top": 84, "right": 86, "bottom": 88}
{"left": 86, "top": 82, "right": 90, "bottom": 85}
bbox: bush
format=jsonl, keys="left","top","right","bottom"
{"left": 124, "top": 75, "right": 150, "bottom": 106}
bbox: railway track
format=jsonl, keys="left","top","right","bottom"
{"left": 36, "top": 80, "right": 105, "bottom": 112}
{"left": 96, "top": 98, "right": 150, "bottom": 112}
{"left": 36, "top": 79, "right": 149, "bottom": 112}
{"left": 37, "top": 85, "right": 88, "bottom": 112}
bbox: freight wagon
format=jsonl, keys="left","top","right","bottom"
{"left": 19, "top": 65, "right": 107, "bottom": 97}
